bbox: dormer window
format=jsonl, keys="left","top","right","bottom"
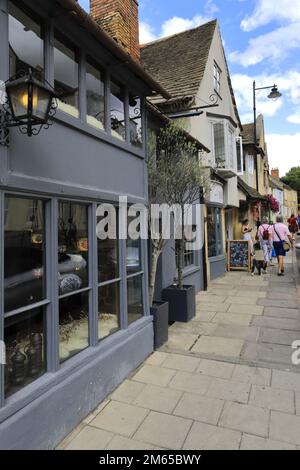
{"left": 213, "top": 62, "right": 221, "bottom": 94}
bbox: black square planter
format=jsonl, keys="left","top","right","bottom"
{"left": 150, "top": 301, "right": 169, "bottom": 349}
{"left": 162, "top": 285, "right": 195, "bottom": 323}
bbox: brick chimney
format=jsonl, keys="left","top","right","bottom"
{"left": 271, "top": 168, "right": 280, "bottom": 179}
{"left": 90, "top": 0, "right": 140, "bottom": 61}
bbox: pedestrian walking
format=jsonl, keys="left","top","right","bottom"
{"left": 241, "top": 219, "right": 254, "bottom": 255}
{"left": 271, "top": 215, "right": 293, "bottom": 276}
{"left": 257, "top": 217, "right": 271, "bottom": 267}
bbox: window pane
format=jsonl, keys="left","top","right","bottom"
{"left": 97, "top": 207, "right": 119, "bottom": 283}
{"left": 216, "top": 208, "right": 223, "bottom": 255}
{"left": 207, "top": 207, "right": 217, "bottom": 258}
{"left": 236, "top": 139, "right": 242, "bottom": 173}
{"left": 54, "top": 32, "right": 79, "bottom": 117}
{"left": 86, "top": 58, "right": 106, "bottom": 130}
{"left": 58, "top": 202, "right": 89, "bottom": 294}
{"left": 213, "top": 123, "right": 225, "bottom": 165}
{"left": 110, "top": 80, "right": 125, "bottom": 141}
{"left": 129, "top": 96, "right": 142, "bottom": 147}
{"left": 59, "top": 292, "right": 89, "bottom": 362}
{"left": 5, "top": 307, "right": 46, "bottom": 398}
{"left": 98, "top": 283, "right": 120, "bottom": 340}
{"left": 126, "top": 239, "right": 141, "bottom": 274}
{"left": 4, "top": 196, "right": 45, "bottom": 313}
{"left": 9, "top": 3, "right": 44, "bottom": 78}
{"left": 127, "top": 275, "right": 143, "bottom": 325}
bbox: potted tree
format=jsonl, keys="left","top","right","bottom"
{"left": 148, "top": 123, "right": 209, "bottom": 324}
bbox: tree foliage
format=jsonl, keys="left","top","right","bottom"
{"left": 281, "top": 166, "right": 300, "bottom": 201}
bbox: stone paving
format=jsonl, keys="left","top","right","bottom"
{"left": 59, "top": 252, "right": 300, "bottom": 450}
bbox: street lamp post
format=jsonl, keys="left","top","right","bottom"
{"left": 253, "top": 81, "right": 282, "bottom": 192}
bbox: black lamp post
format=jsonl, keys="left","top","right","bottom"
{"left": 253, "top": 81, "right": 282, "bottom": 191}
{"left": 0, "top": 68, "right": 57, "bottom": 145}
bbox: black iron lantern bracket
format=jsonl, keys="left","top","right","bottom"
{"left": 0, "top": 69, "right": 58, "bottom": 146}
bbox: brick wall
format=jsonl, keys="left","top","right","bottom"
{"left": 90, "top": 0, "right": 140, "bottom": 61}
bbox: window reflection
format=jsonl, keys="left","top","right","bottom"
{"left": 5, "top": 307, "right": 46, "bottom": 398}
{"left": 86, "top": 58, "right": 106, "bottom": 130}
{"left": 59, "top": 292, "right": 89, "bottom": 362}
{"left": 58, "top": 202, "right": 89, "bottom": 294}
{"left": 127, "top": 217, "right": 141, "bottom": 274}
{"left": 110, "top": 80, "right": 125, "bottom": 141}
{"left": 98, "top": 238, "right": 119, "bottom": 284}
{"left": 54, "top": 32, "right": 79, "bottom": 118}
{"left": 127, "top": 275, "right": 143, "bottom": 325}
{"left": 9, "top": 2, "right": 44, "bottom": 78}
{"left": 129, "top": 96, "right": 142, "bottom": 147}
{"left": 4, "top": 196, "right": 45, "bottom": 313}
{"left": 98, "top": 284, "right": 120, "bottom": 340}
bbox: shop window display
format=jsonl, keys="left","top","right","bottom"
{"left": 58, "top": 202, "right": 89, "bottom": 362}
{"left": 127, "top": 275, "right": 143, "bottom": 325}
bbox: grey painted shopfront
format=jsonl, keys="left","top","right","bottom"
{"left": 0, "top": 0, "right": 168, "bottom": 449}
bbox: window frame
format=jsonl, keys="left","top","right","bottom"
{"left": 213, "top": 62, "right": 221, "bottom": 94}
{"left": 236, "top": 136, "right": 243, "bottom": 175}
{"left": 207, "top": 206, "right": 223, "bottom": 258}
{"left": 210, "top": 118, "right": 238, "bottom": 172}
{"left": 247, "top": 154, "right": 255, "bottom": 175}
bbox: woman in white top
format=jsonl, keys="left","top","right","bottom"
{"left": 241, "top": 219, "right": 254, "bottom": 255}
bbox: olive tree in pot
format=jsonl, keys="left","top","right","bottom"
{"left": 148, "top": 122, "right": 209, "bottom": 324}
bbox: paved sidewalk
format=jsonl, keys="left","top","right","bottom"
{"left": 59, "top": 252, "right": 300, "bottom": 450}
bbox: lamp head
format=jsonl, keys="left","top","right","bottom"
{"left": 267, "top": 85, "right": 282, "bottom": 101}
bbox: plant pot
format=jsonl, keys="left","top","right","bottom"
{"left": 150, "top": 301, "right": 169, "bottom": 349}
{"left": 162, "top": 285, "right": 195, "bottom": 323}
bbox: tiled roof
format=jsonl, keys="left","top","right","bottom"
{"left": 140, "top": 20, "right": 217, "bottom": 103}
{"left": 269, "top": 175, "right": 284, "bottom": 190}
{"left": 238, "top": 177, "right": 266, "bottom": 200}
{"left": 242, "top": 115, "right": 263, "bottom": 145}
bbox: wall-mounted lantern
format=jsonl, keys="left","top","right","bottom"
{"left": 0, "top": 68, "right": 57, "bottom": 146}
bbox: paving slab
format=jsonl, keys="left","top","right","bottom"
{"left": 266, "top": 291, "right": 300, "bottom": 300}
{"left": 64, "top": 426, "right": 113, "bottom": 450}
{"left": 164, "top": 332, "right": 199, "bottom": 351}
{"left": 252, "top": 316, "right": 300, "bottom": 331}
{"left": 191, "top": 335, "right": 244, "bottom": 358}
{"left": 249, "top": 385, "right": 295, "bottom": 413}
{"left": 183, "top": 421, "right": 241, "bottom": 450}
{"left": 233, "top": 290, "right": 267, "bottom": 298}
{"left": 259, "top": 328, "right": 300, "bottom": 346}
{"left": 131, "top": 365, "right": 176, "bottom": 387}
{"left": 213, "top": 324, "right": 259, "bottom": 342}
{"left": 196, "top": 295, "right": 227, "bottom": 303}
{"left": 257, "top": 298, "right": 299, "bottom": 309}
{"left": 197, "top": 359, "right": 235, "bottom": 379}
{"left": 145, "top": 352, "right": 169, "bottom": 366}
{"left": 134, "top": 411, "right": 192, "bottom": 450}
{"left": 226, "top": 296, "right": 259, "bottom": 305}
{"left": 161, "top": 353, "right": 201, "bottom": 372}
{"left": 228, "top": 304, "right": 264, "bottom": 315}
{"left": 105, "top": 435, "right": 161, "bottom": 450}
{"left": 240, "top": 434, "right": 297, "bottom": 450}
{"left": 83, "top": 400, "right": 110, "bottom": 425}
{"left": 199, "top": 289, "right": 237, "bottom": 297}
{"left": 296, "top": 392, "right": 300, "bottom": 415}
{"left": 168, "top": 370, "right": 212, "bottom": 395}
{"left": 133, "top": 384, "right": 182, "bottom": 414}
{"left": 272, "top": 370, "right": 300, "bottom": 392}
{"left": 173, "top": 392, "right": 224, "bottom": 425}
{"left": 212, "top": 313, "right": 253, "bottom": 326}
{"left": 241, "top": 341, "right": 294, "bottom": 366}
{"left": 197, "top": 303, "right": 229, "bottom": 313}
{"left": 195, "top": 311, "right": 217, "bottom": 322}
{"left": 232, "top": 365, "right": 271, "bottom": 386}
{"left": 219, "top": 402, "right": 270, "bottom": 437}
{"left": 90, "top": 401, "right": 148, "bottom": 437}
{"left": 110, "top": 380, "right": 146, "bottom": 405}
{"left": 206, "top": 377, "right": 251, "bottom": 404}
{"left": 169, "top": 321, "right": 217, "bottom": 336}
{"left": 263, "top": 306, "right": 300, "bottom": 319}
{"left": 270, "top": 411, "right": 300, "bottom": 445}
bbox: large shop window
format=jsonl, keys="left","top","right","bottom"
{"left": 9, "top": 2, "right": 44, "bottom": 78}
{"left": 110, "top": 80, "right": 126, "bottom": 141}
{"left": 86, "top": 57, "right": 106, "bottom": 131}
{"left": 54, "top": 32, "right": 79, "bottom": 118}
{"left": 58, "top": 202, "right": 89, "bottom": 362}
{"left": 126, "top": 220, "right": 143, "bottom": 325}
{"left": 97, "top": 208, "right": 120, "bottom": 341}
{"left": 129, "top": 95, "right": 143, "bottom": 148}
{"left": 207, "top": 206, "right": 223, "bottom": 258}
{"left": 4, "top": 196, "right": 46, "bottom": 398}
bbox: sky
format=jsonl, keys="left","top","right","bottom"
{"left": 79, "top": 0, "right": 300, "bottom": 176}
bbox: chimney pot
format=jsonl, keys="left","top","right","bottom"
{"left": 271, "top": 168, "right": 280, "bottom": 179}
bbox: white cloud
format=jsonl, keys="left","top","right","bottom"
{"left": 161, "top": 15, "right": 211, "bottom": 38}
{"left": 266, "top": 133, "right": 300, "bottom": 175}
{"left": 230, "top": 23, "right": 300, "bottom": 66}
{"left": 287, "top": 112, "right": 300, "bottom": 124}
{"left": 241, "top": 0, "right": 300, "bottom": 32}
{"left": 139, "top": 22, "right": 157, "bottom": 44}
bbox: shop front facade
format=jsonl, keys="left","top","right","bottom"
{"left": 0, "top": 0, "right": 168, "bottom": 449}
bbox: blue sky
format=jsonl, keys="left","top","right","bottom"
{"left": 79, "top": 1, "right": 300, "bottom": 175}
